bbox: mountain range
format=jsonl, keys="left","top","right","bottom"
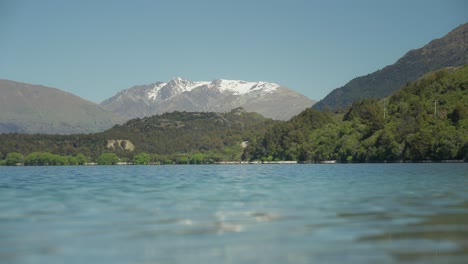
{"left": 0, "top": 77, "right": 313, "bottom": 134}
{"left": 1, "top": 23, "right": 466, "bottom": 134}
{"left": 100, "top": 77, "right": 315, "bottom": 121}
{"left": 313, "top": 23, "right": 467, "bottom": 111}
{"left": 2, "top": 65, "right": 466, "bottom": 163}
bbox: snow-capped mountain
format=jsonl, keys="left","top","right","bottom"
{"left": 100, "top": 77, "right": 316, "bottom": 120}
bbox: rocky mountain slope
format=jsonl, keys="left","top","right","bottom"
{"left": 313, "top": 23, "right": 467, "bottom": 111}
{"left": 101, "top": 77, "right": 315, "bottom": 120}
{"left": 0, "top": 79, "right": 121, "bottom": 134}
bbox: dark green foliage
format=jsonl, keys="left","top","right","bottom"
{"left": 0, "top": 133, "right": 107, "bottom": 161}
{"left": 248, "top": 108, "right": 335, "bottom": 161}
{"left": 97, "top": 153, "right": 119, "bottom": 165}
{"left": 76, "top": 154, "right": 88, "bottom": 165}
{"left": 344, "top": 99, "right": 384, "bottom": 132}
{"left": 5, "top": 152, "right": 23, "bottom": 166}
{"left": 0, "top": 152, "right": 89, "bottom": 166}
{"left": 24, "top": 152, "right": 75, "bottom": 166}
{"left": 100, "top": 108, "right": 276, "bottom": 161}
{"left": 133, "top": 152, "right": 151, "bottom": 165}
{"left": 0, "top": 108, "right": 277, "bottom": 164}
{"left": 67, "top": 156, "right": 79, "bottom": 165}
{"left": 249, "top": 66, "right": 468, "bottom": 162}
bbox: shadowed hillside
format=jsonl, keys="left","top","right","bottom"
{"left": 314, "top": 23, "right": 467, "bottom": 111}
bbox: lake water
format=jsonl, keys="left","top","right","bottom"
{"left": 1, "top": 164, "right": 467, "bottom": 264}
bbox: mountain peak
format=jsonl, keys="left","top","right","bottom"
{"left": 169, "top": 76, "right": 191, "bottom": 85}
{"left": 172, "top": 76, "right": 185, "bottom": 81}
{"left": 101, "top": 77, "right": 315, "bottom": 121}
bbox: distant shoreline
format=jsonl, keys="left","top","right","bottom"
{"left": 2, "top": 160, "right": 466, "bottom": 167}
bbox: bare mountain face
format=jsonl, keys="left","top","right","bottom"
{"left": 101, "top": 77, "right": 316, "bottom": 120}
{"left": 313, "top": 23, "right": 468, "bottom": 111}
{"left": 0, "top": 79, "right": 121, "bottom": 134}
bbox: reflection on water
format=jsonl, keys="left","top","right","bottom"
{"left": 0, "top": 164, "right": 467, "bottom": 264}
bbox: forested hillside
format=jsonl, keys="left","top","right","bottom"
{"left": 247, "top": 66, "right": 467, "bottom": 162}
{"left": 103, "top": 108, "right": 277, "bottom": 160}
{"left": 0, "top": 108, "right": 278, "bottom": 164}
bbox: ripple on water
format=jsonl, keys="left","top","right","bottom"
{"left": 1, "top": 164, "right": 467, "bottom": 264}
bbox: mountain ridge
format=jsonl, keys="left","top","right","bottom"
{"left": 0, "top": 79, "right": 122, "bottom": 134}
{"left": 313, "top": 23, "right": 468, "bottom": 111}
{"left": 100, "top": 77, "right": 316, "bottom": 121}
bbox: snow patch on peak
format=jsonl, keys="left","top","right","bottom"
{"left": 168, "top": 77, "right": 191, "bottom": 87}
{"left": 147, "top": 82, "right": 167, "bottom": 100}
{"left": 147, "top": 77, "right": 211, "bottom": 100}
{"left": 167, "top": 77, "right": 210, "bottom": 92}
{"left": 172, "top": 76, "right": 185, "bottom": 82}
{"left": 146, "top": 77, "right": 280, "bottom": 100}
{"left": 212, "top": 79, "right": 280, "bottom": 95}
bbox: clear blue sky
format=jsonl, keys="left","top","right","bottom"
{"left": 0, "top": 0, "right": 466, "bottom": 103}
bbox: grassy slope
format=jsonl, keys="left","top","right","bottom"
{"left": 0, "top": 79, "right": 121, "bottom": 134}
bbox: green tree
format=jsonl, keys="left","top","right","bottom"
{"left": 24, "top": 152, "right": 40, "bottom": 166}
{"left": 344, "top": 99, "right": 385, "bottom": 132}
{"left": 76, "top": 153, "right": 88, "bottom": 165}
{"left": 152, "top": 154, "right": 169, "bottom": 165}
{"left": 133, "top": 152, "right": 151, "bottom": 165}
{"left": 38, "top": 152, "right": 52, "bottom": 165}
{"left": 50, "top": 154, "right": 68, "bottom": 165}
{"left": 67, "top": 156, "right": 79, "bottom": 165}
{"left": 190, "top": 153, "right": 205, "bottom": 164}
{"left": 175, "top": 155, "right": 190, "bottom": 164}
{"left": 97, "top": 153, "right": 119, "bottom": 165}
{"left": 5, "top": 152, "right": 24, "bottom": 166}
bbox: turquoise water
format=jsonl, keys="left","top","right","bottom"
{"left": 1, "top": 164, "right": 467, "bottom": 264}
